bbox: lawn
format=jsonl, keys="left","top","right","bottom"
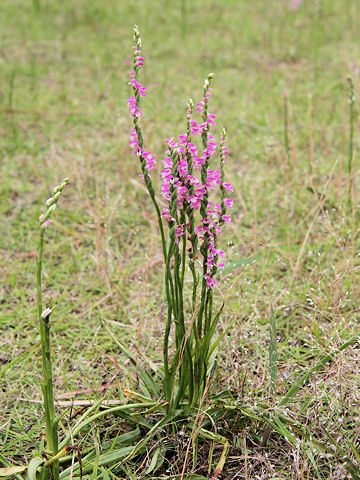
{"left": 1, "top": 0, "right": 360, "bottom": 478}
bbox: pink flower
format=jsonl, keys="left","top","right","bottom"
{"left": 127, "top": 95, "right": 143, "bottom": 117}
{"left": 136, "top": 56, "right": 145, "bottom": 67}
{"left": 196, "top": 101, "right": 204, "bottom": 114}
{"left": 128, "top": 77, "right": 147, "bottom": 97}
{"left": 205, "top": 274, "right": 216, "bottom": 288}
{"left": 289, "top": 0, "right": 302, "bottom": 10}
{"left": 190, "top": 119, "right": 201, "bottom": 136}
{"left": 207, "top": 113, "right": 216, "bottom": 126}
{"left": 142, "top": 151, "right": 156, "bottom": 171}
{"left": 178, "top": 134, "right": 187, "bottom": 144}
{"left": 222, "top": 214, "right": 231, "bottom": 223}
{"left": 44, "top": 219, "right": 52, "bottom": 228}
{"left": 224, "top": 198, "right": 233, "bottom": 208}
{"left": 175, "top": 224, "right": 184, "bottom": 242}
{"left": 223, "top": 182, "right": 233, "bottom": 191}
{"left": 129, "top": 128, "right": 139, "bottom": 149}
{"left": 350, "top": 62, "right": 360, "bottom": 76}
{"left": 161, "top": 209, "right": 175, "bottom": 222}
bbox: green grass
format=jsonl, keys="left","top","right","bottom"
{"left": 1, "top": 0, "right": 360, "bottom": 478}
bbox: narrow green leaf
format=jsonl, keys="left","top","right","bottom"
{"left": 271, "top": 416, "right": 296, "bottom": 444}
{"left": 27, "top": 457, "right": 44, "bottom": 480}
{"left": 101, "top": 318, "right": 160, "bottom": 398}
{"left": 58, "top": 401, "right": 159, "bottom": 450}
{"left": 125, "top": 410, "right": 182, "bottom": 461}
{"left": 348, "top": 440, "right": 360, "bottom": 464}
{"left": 59, "top": 447, "right": 135, "bottom": 479}
{"left": 145, "top": 446, "right": 168, "bottom": 475}
{"left": 278, "top": 336, "right": 359, "bottom": 407}
{"left": 0, "top": 343, "right": 39, "bottom": 377}
{"left": 0, "top": 466, "right": 27, "bottom": 477}
{"left": 99, "top": 467, "right": 111, "bottom": 480}
{"left": 200, "top": 304, "right": 224, "bottom": 362}
{"left": 145, "top": 447, "right": 160, "bottom": 475}
{"left": 207, "top": 316, "right": 235, "bottom": 360}
{"left": 183, "top": 476, "right": 208, "bottom": 480}
{"left": 304, "top": 447, "right": 322, "bottom": 480}
{"left": 269, "top": 309, "right": 277, "bottom": 395}
{"left": 344, "top": 458, "right": 360, "bottom": 480}
{"left": 218, "top": 257, "right": 256, "bottom": 275}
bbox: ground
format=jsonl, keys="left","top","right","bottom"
{"left": 1, "top": 1, "right": 360, "bottom": 478}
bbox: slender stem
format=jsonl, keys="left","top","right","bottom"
{"left": 283, "top": 91, "right": 290, "bottom": 167}
{"left": 348, "top": 76, "right": 355, "bottom": 176}
{"left": 347, "top": 76, "right": 355, "bottom": 211}
{"left": 180, "top": 210, "right": 186, "bottom": 286}
{"left": 163, "top": 304, "right": 172, "bottom": 401}
{"left": 185, "top": 100, "right": 199, "bottom": 314}
{"left": 37, "top": 229, "right": 59, "bottom": 480}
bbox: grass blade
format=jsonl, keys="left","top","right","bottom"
{"left": 27, "top": 457, "right": 45, "bottom": 480}
{"left": 278, "top": 336, "right": 359, "bottom": 407}
{"left": 269, "top": 308, "right": 277, "bottom": 395}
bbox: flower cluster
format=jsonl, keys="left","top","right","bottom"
{"left": 127, "top": 35, "right": 146, "bottom": 118}
{"left": 39, "top": 178, "right": 70, "bottom": 230}
{"left": 127, "top": 27, "right": 234, "bottom": 288}
{"left": 158, "top": 111, "right": 233, "bottom": 287}
{"left": 128, "top": 28, "right": 157, "bottom": 174}
{"left": 129, "top": 128, "right": 156, "bottom": 172}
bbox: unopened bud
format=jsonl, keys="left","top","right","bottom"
{"left": 60, "top": 177, "right": 70, "bottom": 187}
{"left": 45, "top": 197, "right": 55, "bottom": 208}
{"left": 43, "top": 204, "right": 56, "bottom": 221}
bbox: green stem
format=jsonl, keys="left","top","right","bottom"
{"left": 163, "top": 304, "right": 172, "bottom": 401}
{"left": 283, "top": 92, "right": 290, "bottom": 166}
{"left": 348, "top": 76, "right": 355, "bottom": 176}
{"left": 37, "top": 229, "right": 58, "bottom": 480}
{"left": 347, "top": 76, "right": 355, "bottom": 211}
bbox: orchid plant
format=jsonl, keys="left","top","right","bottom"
{"left": 128, "top": 25, "right": 234, "bottom": 412}
{"left": 37, "top": 178, "right": 69, "bottom": 480}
